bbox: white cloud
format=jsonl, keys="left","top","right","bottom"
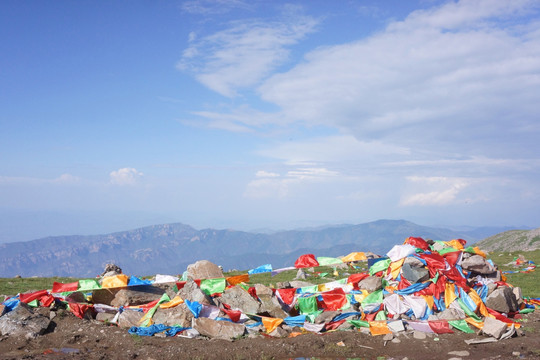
{"left": 109, "top": 168, "right": 143, "bottom": 186}
{"left": 400, "top": 176, "right": 470, "bottom": 206}
{"left": 256, "top": 0, "right": 540, "bottom": 154}
{"left": 255, "top": 170, "right": 279, "bottom": 178}
{"left": 178, "top": 9, "right": 318, "bottom": 97}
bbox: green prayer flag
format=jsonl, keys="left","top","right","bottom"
{"left": 369, "top": 259, "right": 391, "bottom": 276}
{"left": 448, "top": 320, "right": 475, "bottom": 333}
{"left": 305, "top": 310, "right": 323, "bottom": 323}
{"left": 140, "top": 293, "right": 171, "bottom": 327}
{"left": 438, "top": 247, "right": 458, "bottom": 255}
{"left": 299, "top": 285, "right": 319, "bottom": 294}
{"left": 297, "top": 296, "right": 319, "bottom": 314}
{"left": 78, "top": 279, "right": 101, "bottom": 291}
{"left": 316, "top": 257, "right": 343, "bottom": 266}
{"left": 348, "top": 319, "right": 370, "bottom": 328}
{"left": 519, "top": 308, "right": 535, "bottom": 314}
{"left": 375, "top": 310, "right": 386, "bottom": 321}
{"left": 457, "top": 298, "right": 481, "bottom": 321}
{"left": 319, "top": 273, "right": 329, "bottom": 278}
{"left": 27, "top": 299, "right": 39, "bottom": 307}
{"left": 200, "top": 278, "right": 226, "bottom": 295}
{"left": 361, "top": 289, "right": 383, "bottom": 305}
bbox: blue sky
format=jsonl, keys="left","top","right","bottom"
{"left": 1, "top": 0, "right": 539, "bottom": 242}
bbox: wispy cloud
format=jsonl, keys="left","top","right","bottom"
{"left": 0, "top": 174, "right": 81, "bottom": 185}
{"left": 109, "top": 168, "right": 144, "bottom": 186}
{"left": 178, "top": 7, "right": 318, "bottom": 97}
{"left": 400, "top": 176, "right": 470, "bottom": 206}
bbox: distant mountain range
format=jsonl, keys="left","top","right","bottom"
{"left": 475, "top": 227, "right": 540, "bottom": 252}
{"left": 0, "top": 219, "right": 525, "bottom": 278}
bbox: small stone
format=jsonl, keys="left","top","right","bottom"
{"left": 413, "top": 331, "right": 426, "bottom": 340}
{"left": 383, "top": 333, "right": 394, "bottom": 341}
{"left": 448, "top": 350, "right": 470, "bottom": 357}
{"left": 512, "top": 351, "right": 521, "bottom": 356}
{"left": 391, "top": 337, "right": 401, "bottom": 343}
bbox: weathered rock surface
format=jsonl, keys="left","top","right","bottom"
{"left": 358, "top": 276, "right": 383, "bottom": 292}
{"left": 116, "top": 310, "right": 144, "bottom": 328}
{"left": 258, "top": 294, "right": 288, "bottom": 318}
{"left": 178, "top": 280, "right": 214, "bottom": 306}
{"left": 0, "top": 303, "right": 51, "bottom": 338}
{"left": 152, "top": 303, "right": 193, "bottom": 328}
{"left": 110, "top": 286, "right": 166, "bottom": 307}
{"left": 402, "top": 262, "right": 430, "bottom": 284}
{"left": 482, "top": 316, "right": 507, "bottom": 339}
{"left": 485, "top": 286, "right": 518, "bottom": 314}
{"left": 462, "top": 255, "right": 496, "bottom": 274}
{"left": 220, "top": 286, "right": 260, "bottom": 314}
{"left": 187, "top": 260, "right": 223, "bottom": 280}
{"left": 192, "top": 317, "right": 245, "bottom": 340}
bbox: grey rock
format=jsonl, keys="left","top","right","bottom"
{"left": 187, "top": 260, "right": 224, "bottom": 280}
{"left": 401, "top": 263, "right": 429, "bottom": 284}
{"left": 66, "top": 291, "right": 88, "bottom": 303}
{"left": 221, "top": 286, "right": 260, "bottom": 314}
{"left": 482, "top": 316, "right": 507, "bottom": 339}
{"left": 117, "top": 310, "right": 144, "bottom": 328}
{"left": 192, "top": 317, "right": 245, "bottom": 340}
{"left": 177, "top": 280, "right": 214, "bottom": 306}
{"left": 258, "top": 294, "right": 288, "bottom": 318}
{"left": 413, "top": 331, "right": 426, "bottom": 339}
{"left": 0, "top": 302, "right": 51, "bottom": 338}
{"left": 436, "top": 308, "right": 466, "bottom": 321}
{"left": 403, "top": 256, "right": 425, "bottom": 268}
{"left": 448, "top": 350, "right": 470, "bottom": 357}
{"left": 288, "top": 281, "right": 315, "bottom": 289}
{"left": 101, "top": 263, "right": 122, "bottom": 277}
{"left": 512, "top": 287, "right": 523, "bottom": 306}
{"left": 111, "top": 287, "right": 166, "bottom": 307}
{"left": 358, "top": 276, "right": 383, "bottom": 292}
{"left": 269, "top": 326, "right": 289, "bottom": 338}
{"left": 152, "top": 303, "right": 193, "bottom": 328}
{"left": 254, "top": 284, "right": 274, "bottom": 297}
{"left": 461, "top": 255, "right": 496, "bottom": 274}
{"left": 485, "top": 287, "right": 518, "bottom": 314}
{"left": 91, "top": 288, "right": 120, "bottom": 306}
{"left": 383, "top": 333, "right": 394, "bottom": 341}
{"left": 314, "top": 311, "right": 339, "bottom": 324}
{"left": 96, "top": 312, "right": 115, "bottom": 323}
{"left": 275, "top": 281, "right": 291, "bottom": 289}
{"left": 295, "top": 269, "right": 307, "bottom": 280}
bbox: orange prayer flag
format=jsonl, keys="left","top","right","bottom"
{"left": 101, "top": 274, "right": 129, "bottom": 288}
{"left": 473, "top": 246, "right": 487, "bottom": 258}
{"left": 226, "top": 274, "right": 249, "bottom": 286}
{"left": 160, "top": 296, "right": 184, "bottom": 309}
{"left": 465, "top": 317, "right": 483, "bottom": 330}
{"left": 262, "top": 316, "right": 284, "bottom": 334}
{"left": 368, "top": 321, "right": 391, "bottom": 336}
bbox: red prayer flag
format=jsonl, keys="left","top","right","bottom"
{"left": 19, "top": 290, "right": 49, "bottom": 304}
{"left": 405, "top": 236, "right": 429, "bottom": 251}
{"left": 69, "top": 303, "right": 93, "bottom": 319}
{"left": 428, "top": 320, "right": 454, "bottom": 334}
{"left": 52, "top": 281, "right": 79, "bottom": 293}
{"left": 325, "top": 319, "right": 346, "bottom": 330}
{"left": 320, "top": 288, "right": 347, "bottom": 311}
{"left": 347, "top": 273, "right": 369, "bottom": 290}
{"left": 276, "top": 288, "right": 296, "bottom": 305}
{"left": 294, "top": 254, "right": 319, "bottom": 268}
{"left": 222, "top": 308, "right": 242, "bottom": 322}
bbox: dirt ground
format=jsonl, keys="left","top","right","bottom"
{"left": 1, "top": 310, "right": 539, "bottom": 360}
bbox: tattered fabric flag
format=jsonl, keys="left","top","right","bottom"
{"left": 297, "top": 296, "right": 318, "bottom": 314}
{"left": 320, "top": 288, "right": 348, "bottom": 311}
{"left": 262, "top": 316, "right": 283, "bottom": 334}
{"left": 404, "top": 236, "right": 430, "bottom": 251}
{"left": 369, "top": 321, "right": 391, "bottom": 336}
{"left": 347, "top": 273, "right": 369, "bottom": 289}
{"left": 341, "top": 252, "right": 367, "bottom": 262}
{"left": 200, "top": 304, "right": 220, "bottom": 319}
{"left": 283, "top": 315, "right": 306, "bottom": 327}
{"left": 102, "top": 274, "right": 129, "bottom": 288}
{"left": 295, "top": 254, "right": 319, "bottom": 268}
{"left": 222, "top": 308, "right": 242, "bottom": 323}
{"left": 276, "top": 288, "right": 297, "bottom": 305}
{"left": 226, "top": 274, "right": 249, "bottom": 286}
{"left": 248, "top": 264, "right": 272, "bottom": 275}
{"left": 361, "top": 289, "right": 383, "bottom": 306}
{"left": 160, "top": 296, "right": 184, "bottom": 309}
{"left": 140, "top": 293, "right": 171, "bottom": 327}
{"left": 448, "top": 319, "right": 475, "bottom": 333}
{"left": 128, "top": 324, "right": 188, "bottom": 337}
{"left": 316, "top": 257, "right": 343, "bottom": 266}
{"left": 348, "top": 319, "right": 369, "bottom": 328}
{"left": 128, "top": 276, "right": 152, "bottom": 286}
{"left": 185, "top": 299, "right": 202, "bottom": 318}
{"left": 78, "top": 279, "right": 101, "bottom": 292}
{"left": 69, "top": 303, "right": 93, "bottom": 319}
{"left": 303, "top": 322, "right": 325, "bottom": 333}
{"left": 369, "top": 258, "right": 391, "bottom": 276}
{"left": 52, "top": 281, "right": 79, "bottom": 293}
{"left": 428, "top": 320, "right": 454, "bottom": 334}
{"left": 387, "top": 244, "right": 416, "bottom": 262}
{"left": 200, "top": 278, "right": 226, "bottom": 295}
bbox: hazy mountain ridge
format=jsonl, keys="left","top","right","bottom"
{"left": 0, "top": 220, "right": 520, "bottom": 277}
{"left": 475, "top": 227, "right": 540, "bottom": 252}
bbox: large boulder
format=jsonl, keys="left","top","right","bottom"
{"left": 116, "top": 310, "right": 144, "bottom": 328}
{"left": 461, "top": 255, "right": 496, "bottom": 274}
{"left": 152, "top": 303, "right": 193, "bottom": 327}
{"left": 192, "top": 317, "right": 245, "bottom": 340}
{"left": 258, "top": 294, "right": 288, "bottom": 318}
{"left": 0, "top": 303, "right": 51, "bottom": 338}
{"left": 110, "top": 286, "right": 166, "bottom": 307}
{"left": 220, "top": 286, "right": 260, "bottom": 314}
{"left": 482, "top": 316, "right": 507, "bottom": 339}
{"left": 358, "top": 276, "right": 383, "bottom": 292}
{"left": 177, "top": 280, "right": 214, "bottom": 306}
{"left": 187, "top": 260, "right": 223, "bottom": 280}
{"left": 400, "top": 263, "right": 430, "bottom": 284}
{"left": 485, "top": 287, "right": 519, "bottom": 314}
